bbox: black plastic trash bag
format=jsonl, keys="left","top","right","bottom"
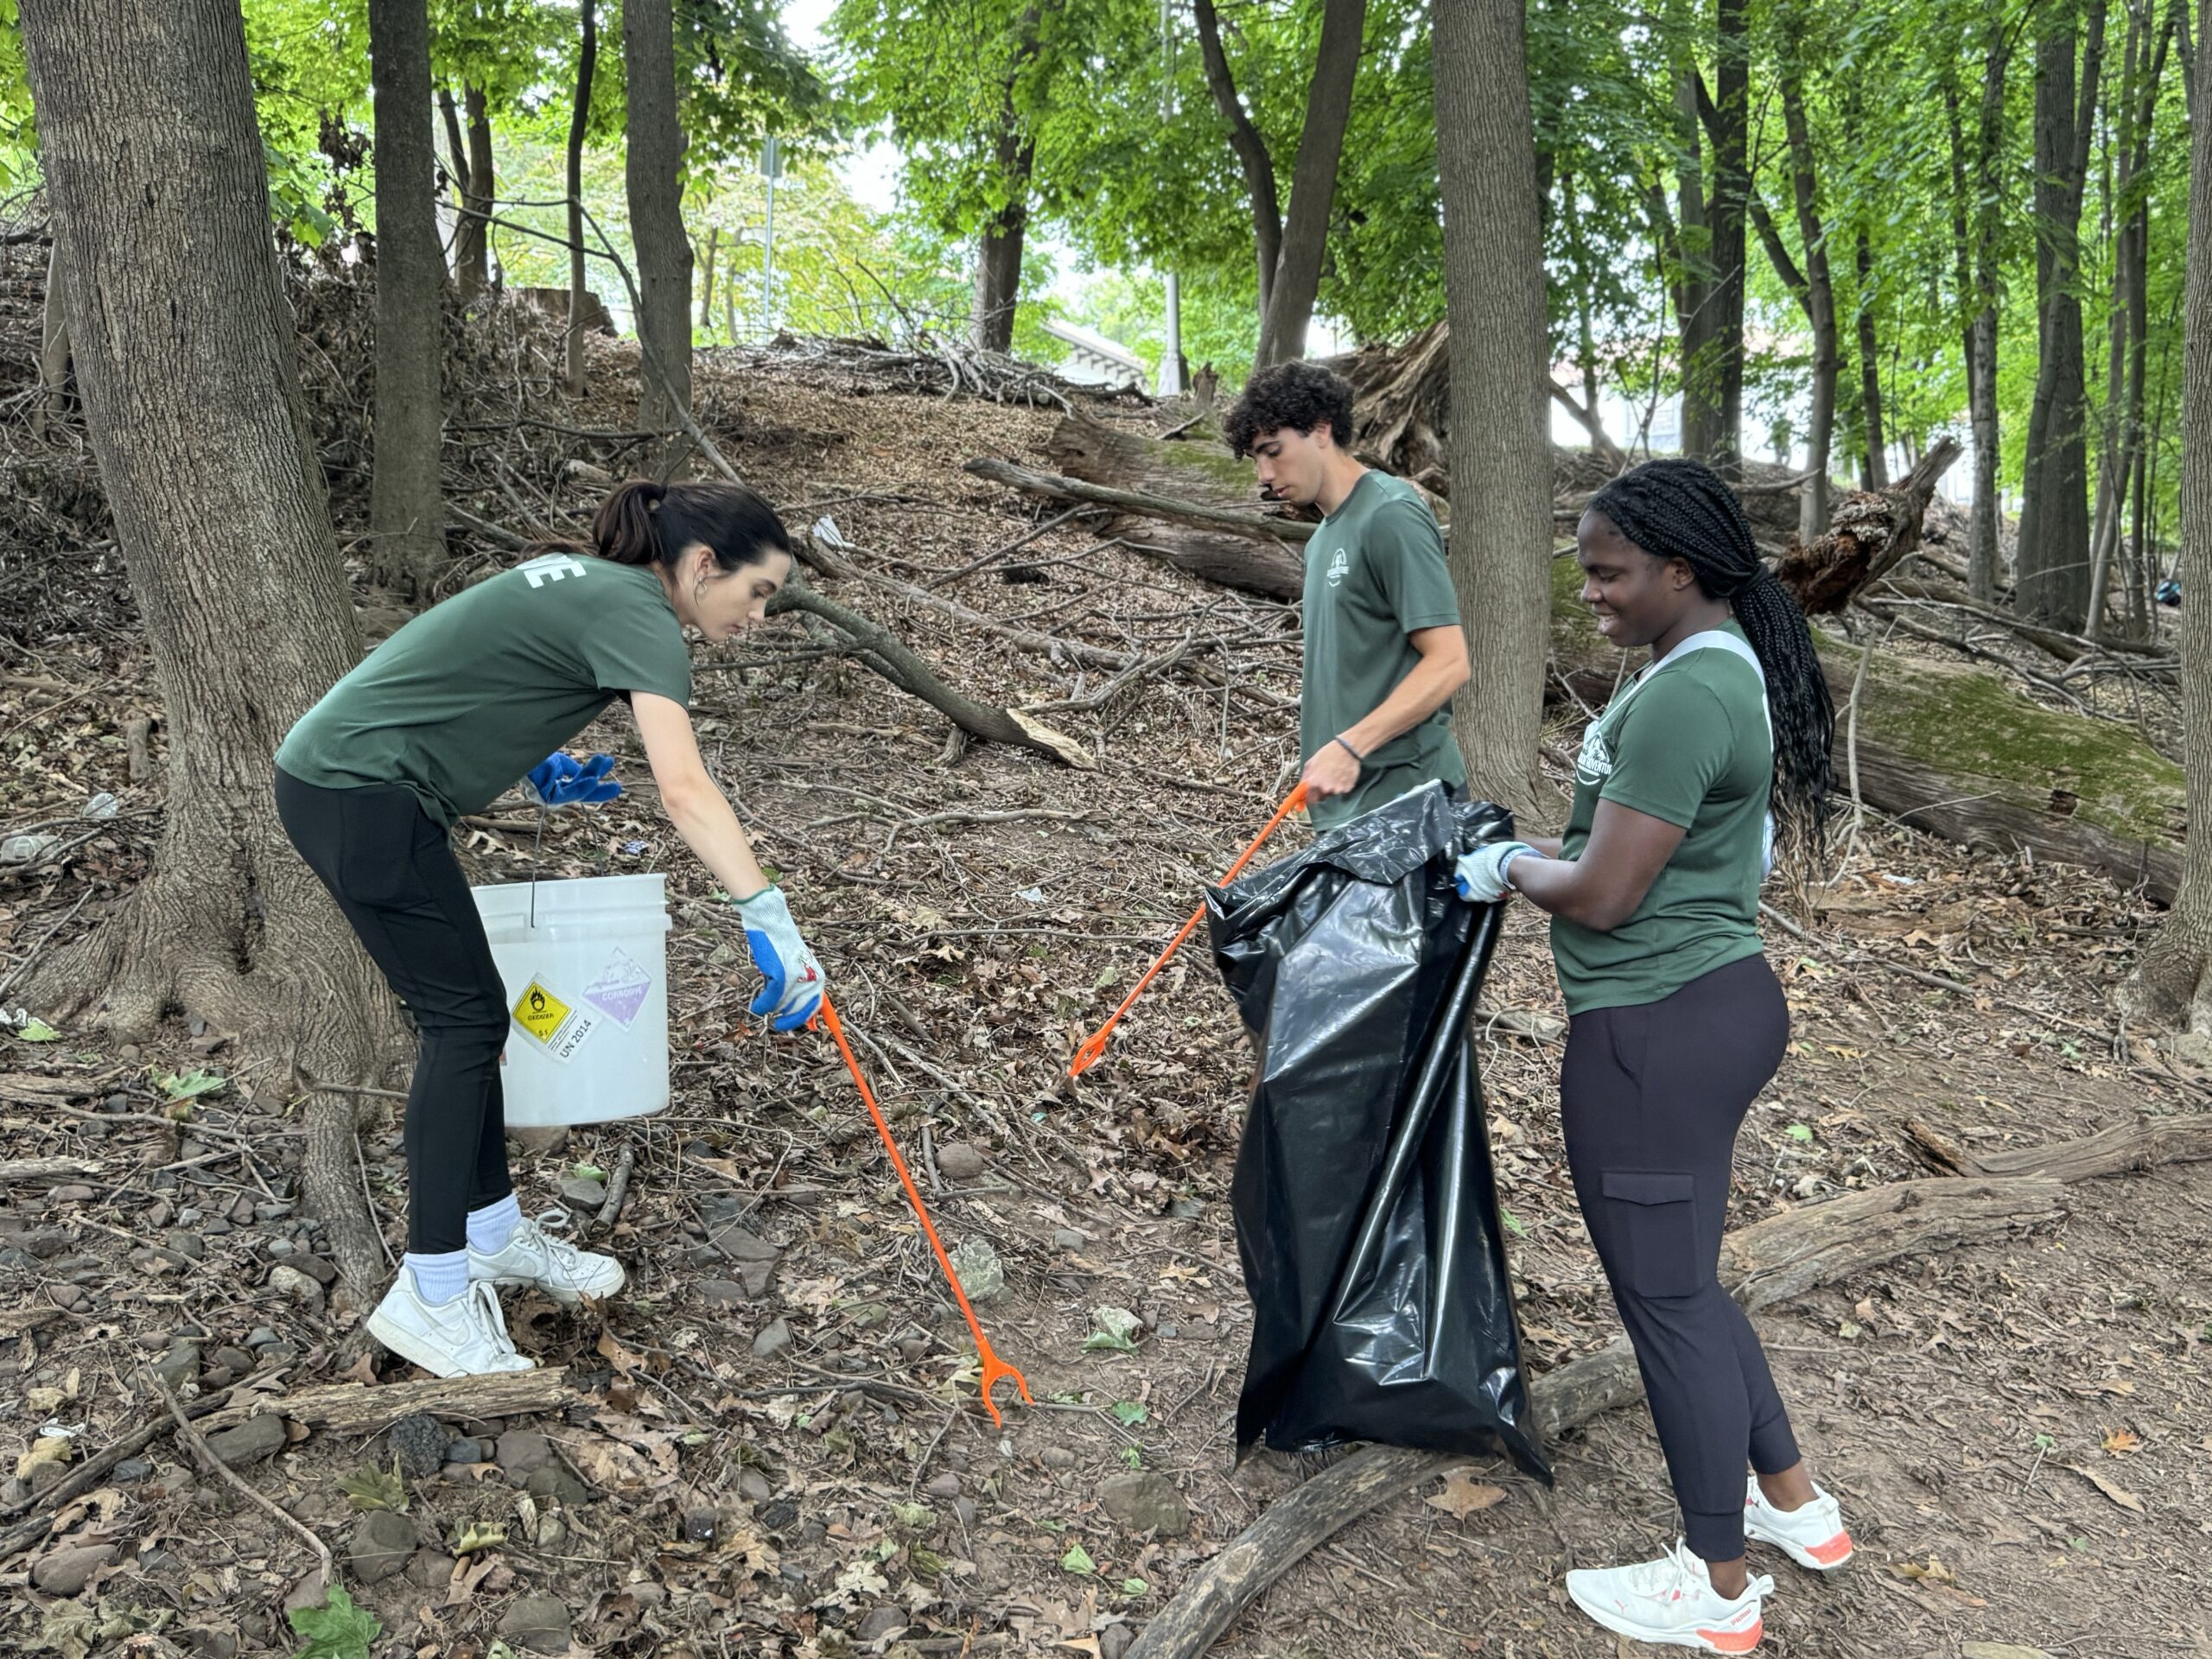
{"left": 1208, "top": 782, "right": 1549, "bottom": 1478}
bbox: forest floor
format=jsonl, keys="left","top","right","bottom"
{"left": 2, "top": 282, "right": 2210, "bottom": 1659}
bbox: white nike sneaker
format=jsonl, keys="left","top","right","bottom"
{"left": 1744, "top": 1476, "right": 1854, "bottom": 1570}
{"left": 1564, "top": 1539, "right": 1771, "bottom": 1655}
{"left": 366, "top": 1274, "right": 536, "bottom": 1377}
{"left": 468, "top": 1215, "right": 626, "bottom": 1306}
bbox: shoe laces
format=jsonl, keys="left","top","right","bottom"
{"left": 511, "top": 1217, "right": 591, "bottom": 1277}
{"left": 461, "top": 1281, "right": 522, "bottom": 1356}
{"left": 1624, "top": 1541, "right": 1716, "bottom": 1600}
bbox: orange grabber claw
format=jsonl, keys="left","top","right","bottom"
{"left": 816, "top": 996, "right": 1033, "bottom": 1426}
{"left": 1068, "top": 779, "right": 1309, "bottom": 1077}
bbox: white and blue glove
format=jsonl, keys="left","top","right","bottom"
{"left": 522, "top": 752, "right": 622, "bottom": 809}
{"left": 735, "top": 886, "right": 823, "bottom": 1032}
{"left": 1453, "top": 840, "right": 1536, "bottom": 904}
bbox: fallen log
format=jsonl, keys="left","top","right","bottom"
{"left": 1773, "top": 438, "right": 1962, "bottom": 614}
{"left": 197, "top": 1365, "right": 580, "bottom": 1438}
{"left": 1127, "top": 1173, "right": 2069, "bottom": 1659}
{"left": 1905, "top": 1111, "right": 2212, "bottom": 1180}
{"left": 1549, "top": 558, "right": 2186, "bottom": 903}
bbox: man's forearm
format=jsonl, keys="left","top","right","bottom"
{"left": 1340, "top": 652, "right": 1465, "bottom": 757}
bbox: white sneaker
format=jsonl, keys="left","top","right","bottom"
{"left": 469, "top": 1216, "right": 626, "bottom": 1306}
{"left": 1744, "top": 1475, "right": 1854, "bottom": 1570}
{"left": 366, "top": 1274, "right": 536, "bottom": 1377}
{"left": 1564, "top": 1539, "right": 1771, "bottom": 1655}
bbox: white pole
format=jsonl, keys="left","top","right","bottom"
{"left": 1162, "top": 271, "right": 1183, "bottom": 394}
{"left": 760, "top": 137, "right": 780, "bottom": 332}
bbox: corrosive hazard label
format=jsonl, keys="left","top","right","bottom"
{"left": 511, "top": 978, "right": 600, "bottom": 1063}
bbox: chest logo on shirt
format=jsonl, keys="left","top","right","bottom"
{"left": 519, "top": 553, "right": 590, "bottom": 588}
{"left": 1325, "top": 548, "right": 1350, "bottom": 588}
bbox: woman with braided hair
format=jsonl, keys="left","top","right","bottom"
{"left": 1454, "top": 460, "right": 1850, "bottom": 1653}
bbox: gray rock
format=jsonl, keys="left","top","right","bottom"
{"left": 924, "top": 1472, "right": 961, "bottom": 1498}
{"left": 509, "top": 1125, "right": 568, "bottom": 1154}
{"left": 698, "top": 1278, "right": 748, "bottom": 1306}
{"left": 736, "top": 1468, "right": 772, "bottom": 1503}
{"left": 856, "top": 1605, "right": 906, "bottom": 1642}
{"left": 1052, "top": 1228, "right": 1088, "bottom": 1251}
{"left": 266, "top": 1263, "right": 324, "bottom": 1311}
{"left": 751, "top": 1318, "right": 792, "bottom": 1358}
{"left": 445, "top": 1438, "right": 483, "bottom": 1465}
{"left": 346, "top": 1510, "right": 418, "bottom": 1583}
{"left": 953, "top": 1496, "right": 976, "bottom": 1528}
{"left": 190, "top": 1629, "right": 240, "bottom": 1659}
{"left": 112, "top": 1458, "right": 154, "bottom": 1483}
{"left": 1097, "top": 1471, "right": 1191, "bottom": 1537}
{"left": 209, "top": 1345, "right": 256, "bottom": 1376}
{"left": 265, "top": 1237, "right": 294, "bottom": 1257}
{"left": 1100, "top": 1624, "right": 1136, "bottom": 1659}
{"left": 246, "top": 1326, "right": 281, "bottom": 1348}
{"left": 206, "top": 1413, "right": 287, "bottom": 1468}
{"left": 252, "top": 1201, "right": 296, "bottom": 1223}
{"left": 946, "top": 1236, "right": 1006, "bottom": 1303}
{"left": 1166, "top": 1198, "right": 1207, "bottom": 1220}
{"left": 152, "top": 1340, "right": 202, "bottom": 1391}
{"left": 496, "top": 1595, "right": 573, "bottom": 1654}
{"left": 934, "top": 1143, "right": 988, "bottom": 1182}
{"left": 525, "top": 1465, "right": 593, "bottom": 1507}
{"left": 31, "top": 1542, "right": 117, "bottom": 1595}
{"left": 708, "top": 1218, "right": 779, "bottom": 1264}
{"left": 289, "top": 1255, "right": 338, "bottom": 1287}
{"left": 165, "top": 1229, "right": 207, "bottom": 1261}
{"left": 21, "top": 1230, "right": 69, "bottom": 1259}
{"left": 739, "top": 1259, "right": 776, "bottom": 1299}
{"left": 494, "top": 1429, "right": 556, "bottom": 1476}
{"left": 1041, "top": 1446, "right": 1076, "bottom": 1471}
{"left": 48, "top": 1184, "right": 93, "bottom": 1204}
{"left": 147, "top": 1198, "right": 175, "bottom": 1228}
{"left": 386, "top": 1413, "right": 448, "bottom": 1480}
{"left": 405, "top": 1548, "right": 457, "bottom": 1589}
{"left": 557, "top": 1177, "right": 607, "bottom": 1210}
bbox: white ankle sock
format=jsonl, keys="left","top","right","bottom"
{"left": 404, "top": 1249, "right": 469, "bottom": 1306}
{"left": 466, "top": 1193, "right": 522, "bottom": 1255}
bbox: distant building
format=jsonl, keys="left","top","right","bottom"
{"left": 1043, "top": 319, "right": 1147, "bottom": 392}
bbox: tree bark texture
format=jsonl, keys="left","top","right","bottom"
{"left": 17, "top": 0, "right": 409, "bottom": 1302}
{"left": 624, "top": 0, "right": 692, "bottom": 442}
{"left": 697, "top": 224, "right": 719, "bottom": 332}
{"left": 2120, "top": 1, "right": 2212, "bottom": 1033}
{"left": 1707, "top": 0, "right": 1750, "bottom": 474}
{"left": 366, "top": 0, "right": 448, "bottom": 599}
{"left": 1251, "top": 0, "right": 1367, "bottom": 371}
{"left": 2017, "top": 0, "right": 2107, "bottom": 630}
{"left": 440, "top": 81, "right": 494, "bottom": 299}
{"left": 1853, "top": 224, "right": 1888, "bottom": 489}
{"left": 971, "top": 4, "right": 1044, "bottom": 354}
{"left": 566, "top": 0, "right": 597, "bottom": 397}
{"left": 1192, "top": 0, "right": 1281, "bottom": 318}
{"left": 36, "top": 234, "right": 68, "bottom": 438}
{"left": 1672, "top": 69, "right": 1720, "bottom": 461}
{"left": 1778, "top": 60, "right": 1836, "bottom": 540}
{"left": 1951, "top": 10, "right": 2011, "bottom": 604}
{"left": 1433, "top": 0, "right": 1553, "bottom": 825}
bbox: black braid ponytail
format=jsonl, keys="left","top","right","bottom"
{"left": 1588, "top": 459, "right": 1834, "bottom": 861}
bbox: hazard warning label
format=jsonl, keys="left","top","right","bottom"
{"left": 511, "top": 978, "right": 600, "bottom": 1063}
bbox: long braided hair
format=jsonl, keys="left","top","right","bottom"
{"left": 1588, "top": 460, "right": 1834, "bottom": 861}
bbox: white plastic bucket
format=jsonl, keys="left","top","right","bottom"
{"left": 471, "top": 874, "right": 672, "bottom": 1128}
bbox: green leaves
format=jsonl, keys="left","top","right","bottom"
{"left": 288, "top": 1586, "right": 381, "bottom": 1659}
{"left": 338, "top": 1459, "right": 408, "bottom": 1514}
{"left": 1109, "top": 1400, "right": 1148, "bottom": 1427}
{"left": 1058, "top": 1542, "right": 1096, "bottom": 1575}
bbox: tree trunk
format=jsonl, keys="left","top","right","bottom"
{"left": 1779, "top": 60, "right": 1836, "bottom": 540}
{"left": 565, "top": 0, "right": 596, "bottom": 398}
{"left": 36, "top": 235, "right": 69, "bottom": 438}
{"left": 1251, "top": 0, "right": 1367, "bottom": 371}
{"left": 971, "top": 3, "right": 1045, "bottom": 355}
{"left": 697, "top": 225, "right": 719, "bottom": 334}
{"left": 1707, "top": 0, "right": 1750, "bottom": 474}
{"left": 1672, "top": 70, "right": 1720, "bottom": 460}
{"left": 2088, "top": 10, "right": 2142, "bottom": 642}
{"left": 1954, "top": 9, "right": 2010, "bottom": 604}
{"left": 1192, "top": 0, "right": 1281, "bottom": 318}
{"left": 1433, "top": 0, "right": 1552, "bottom": 824}
{"left": 1853, "top": 225, "right": 1888, "bottom": 489}
{"left": 16, "top": 0, "right": 406, "bottom": 1306}
{"left": 2122, "top": 3, "right": 2212, "bottom": 1037}
{"left": 440, "top": 82, "right": 493, "bottom": 299}
{"left": 366, "top": 0, "right": 448, "bottom": 599}
{"left": 2017, "top": 0, "right": 2107, "bottom": 630}
{"left": 624, "top": 0, "right": 692, "bottom": 443}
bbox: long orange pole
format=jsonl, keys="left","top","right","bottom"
{"left": 817, "top": 997, "right": 1032, "bottom": 1426}
{"left": 1068, "top": 780, "right": 1308, "bottom": 1077}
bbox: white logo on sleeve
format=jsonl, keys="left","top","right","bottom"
{"left": 1325, "top": 548, "right": 1350, "bottom": 588}
{"left": 519, "top": 553, "right": 590, "bottom": 588}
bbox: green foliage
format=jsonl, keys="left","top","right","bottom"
{"left": 287, "top": 1586, "right": 381, "bottom": 1659}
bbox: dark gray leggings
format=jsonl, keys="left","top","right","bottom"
{"left": 1561, "top": 952, "right": 1802, "bottom": 1561}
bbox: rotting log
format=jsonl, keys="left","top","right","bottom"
{"left": 1906, "top": 1111, "right": 2212, "bottom": 1180}
{"left": 195, "top": 1365, "right": 580, "bottom": 1437}
{"left": 1125, "top": 1173, "right": 2068, "bottom": 1659}
{"left": 1548, "top": 556, "right": 2185, "bottom": 902}
{"left": 1773, "top": 437, "right": 1961, "bottom": 614}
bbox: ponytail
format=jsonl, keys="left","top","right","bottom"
{"left": 1587, "top": 460, "right": 1836, "bottom": 862}
{"left": 586, "top": 479, "right": 791, "bottom": 578}
{"left": 593, "top": 480, "right": 670, "bottom": 567}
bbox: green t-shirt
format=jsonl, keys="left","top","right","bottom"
{"left": 1301, "top": 470, "right": 1467, "bottom": 830}
{"left": 275, "top": 553, "right": 692, "bottom": 826}
{"left": 1550, "top": 623, "right": 1771, "bottom": 1014}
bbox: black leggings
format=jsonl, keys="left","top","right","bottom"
{"left": 275, "top": 768, "right": 511, "bottom": 1255}
{"left": 1560, "top": 952, "right": 1802, "bottom": 1561}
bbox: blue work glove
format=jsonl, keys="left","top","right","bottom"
{"left": 1454, "top": 841, "right": 1536, "bottom": 904}
{"left": 735, "top": 886, "right": 823, "bottom": 1032}
{"left": 522, "top": 752, "right": 622, "bottom": 809}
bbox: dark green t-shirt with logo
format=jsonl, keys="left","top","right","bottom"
{"left": 1300, "top": 470, "right": 1467, "bottom": 830}
{"left": 275, "top": 553, "right": 692, "bottom": 826}
{"left": 1550, "top": 622, "right": 1772, "bottom": 1014}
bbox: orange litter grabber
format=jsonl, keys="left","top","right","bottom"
{"left": 1068, "top": 779, "right": 1309, "bottom": 1077}
{"left": 816, "top": 995, "right": 1033, "bottom": 1427}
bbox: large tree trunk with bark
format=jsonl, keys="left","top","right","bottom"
{"left": 2122, "top": 9, "right": 2212, "bottom": 1043}
{"left": 366, "top": 0, "right": 448, "bottom": 599}
{"left": 1777, "top": 59, "right": 1836, "bottom": 540}
{"left": 1853, "top": 224, "right": 1889, "bottom": 489}
{"left": 1707, "top": 0, "right": 1750, "bottom": 474}
{"left": 1950, "top": 10, "right": 2010, "bottom": 604}
{"left": 2017, "top": 0, "right": 2107, "bottom": 630}
{"left": 440, "top": 82, "right": 494, "bottom": 300}
{"left": 566, "top": 0, "right": 597, "bottom": 398}
{"left": 35, "top": 235, "right": 69, "bottom": 438}
{"left": 624, "top": 0, "right": 692, "bottom": 445}
{"left": 1192, "top": 0, "right": 1281, "bottom": 317}
{"left": 1671, "top": 69, "right": 1721, "bottom": 461}
{"left": 1251, "top": 0, "right": 1366, "bottom": 371}
{"left": 17, "top": 0, "right": 407, "bottom": 1307}
{"left": 971, "top": 3, "right": 1045, "bottom": 355}
{"left": 1433, "top": 0, "right": 1552, "bottom": 824}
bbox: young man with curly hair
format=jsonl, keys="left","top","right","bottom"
{"left": 1224, "top": 362, "right": 1470, "bottom": 828}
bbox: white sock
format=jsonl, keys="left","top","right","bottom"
{"left": 404, "top": 1249, "right": 469, "bottom": 1306}
{"left": 466, "top": 1192, "right": 522, "bottom": 1255}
